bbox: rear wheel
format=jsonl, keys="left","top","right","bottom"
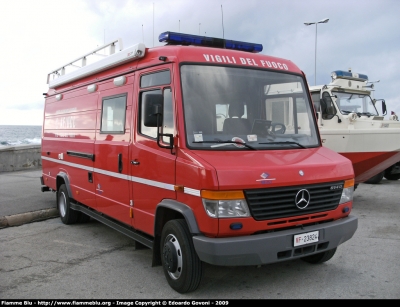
{"left": 57, "top": 184, "right": 79, "bottom": 224}
{"left": 384, "top": 173, "right": 400, "bottom": 180}
{"left": 384, "top": 166, "right": 400, "bottom": 180}
{"left": 364, "top": 171, "right": 384, "bottom": 184}
{"left": 301, "top": 248, "right": 337, "bottom": 264}
{"left": 160, "top": 219, "right": 203, "bottom": 293}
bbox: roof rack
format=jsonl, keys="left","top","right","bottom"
{"left": 47, "top": 39, "right": 146, "bottom": 89}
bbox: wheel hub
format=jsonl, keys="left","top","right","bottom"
{"left": 162, "top": 234, "right": 183, "bottom": 280}
{"left": 59, "top": 193, "right": 67, "bottom": 217}
{"left": 163, "top": 241, "right": 178, "bottom": 272}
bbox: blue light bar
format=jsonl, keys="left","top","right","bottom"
{"left": 158, "top": 31, "right": 263, "bottom": 53}
{"left": 331, "top": 70, "right": 368, "bottom": 81}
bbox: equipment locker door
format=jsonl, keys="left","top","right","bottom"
{"left": 93, "top": 82, "right": 133, "bottom": 225}
{"left": 129, "top": 67, "right": 177, "bottom": 235}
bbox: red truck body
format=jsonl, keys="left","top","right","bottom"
{"left": 41, "top": 32, "right": 357, "bottom": 293}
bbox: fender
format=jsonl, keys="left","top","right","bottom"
{"left": 154, "top": 199, "right": 200, "bottom": 236}
{"left": 56, "top": 172, "right": 72, "bottom": 198}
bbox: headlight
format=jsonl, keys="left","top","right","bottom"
{"left": 201, "top": 190, "right": 251, "bottom": 218}
{"left": 339, "top": 179, "right": 354, "bottom": 204}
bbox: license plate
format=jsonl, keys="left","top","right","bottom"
{"left": 294, "top": 231, "right": 319, "bottom": 247}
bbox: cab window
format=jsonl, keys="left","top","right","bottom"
{"left": 140, "top": 70, "right": 170, "bottom": 88}
{"left": 139, "top": 70, "right": 173, "bottom": 142}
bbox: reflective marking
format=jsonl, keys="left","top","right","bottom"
{"left": 129, "top": 175, "right": 175, "bottom": 191}
{"left": 95, "top": 168, "right": 129, "bottom": 180}
{"left": 42, "top": 156, "right": 93, "bottom": 171}
{"left": 184, "top": 187, "right": 201, "bottom": 197}
{"left": 41, "top": 155, "right": 196, "bottom": 195}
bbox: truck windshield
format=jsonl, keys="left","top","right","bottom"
{"left": 181, "top": 65, "right": 319, "bottom": 150}
{"left": 334, "top": 91, "right": 379, "bottom": 116}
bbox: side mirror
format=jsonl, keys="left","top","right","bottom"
{"left": 143, "top": 93, "right": 174, "bottom": 151}
{"left": 320, "top": 96, "right": 336, "bottom": 120}
{"left": 144, "top": 94, "right": 163, "bottom": 127}
{"left": 382, "top": 100, "right": 387, "bottom": 116}
{"left": 374, "top": 99, "right": 387, "bottom": 116}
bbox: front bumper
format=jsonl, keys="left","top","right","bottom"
{"left": 193, "top": 215, "right": 358, "bottom": 266}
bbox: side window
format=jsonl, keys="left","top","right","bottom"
{"left": 139, "top": 88, "right": 174, "bottom": 141}
{"left": 139, "top": 70, "right": 173, "bottom": 142}
{"left": 100, "top": 94, "right": 127, "bottom": 133}
{"left": 140, "top": 70, "right": 170, "bottom": 88}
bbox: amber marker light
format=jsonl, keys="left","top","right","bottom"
{"left": 201, "top": 190, "right": 250, "bottom": 218}
{"left": 201, "top": 190, "right": 244, "bottom": 200}
{"left": 340, "top": 178, "right": 355, "bottom": 204}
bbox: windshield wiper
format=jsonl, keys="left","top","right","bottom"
{"left": 258, "top": 141, "right": 306, "bottom": 148}
{"left": 193, "top": 140, "right": 256, "bottom": 150}
{"left": 357, "top": 112, "right": 375, "bottom": 117}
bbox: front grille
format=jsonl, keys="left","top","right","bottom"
{"left": 244, "top": 181, "right": 343, "bottom": 221}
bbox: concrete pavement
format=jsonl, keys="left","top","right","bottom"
{"left": 1, "top": 176, "right": 399, "bottom": 298}
{"left": 0, "top": 169, "right": 58, "bottom": 228}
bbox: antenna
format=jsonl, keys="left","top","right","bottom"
{"left": 153, "top": 3, "right": 154, "bottom": 47}
{"left": 179, "top": 20, "right": 180, "bottom": 32}
{"left": 142, "top": 24, "right": 144, "bottom": 43}
{"left": 221, "top": 5, "right": 225, "bottom": 39}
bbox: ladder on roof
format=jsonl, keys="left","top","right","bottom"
{"left": 47, "top": 39, "right": 123, "bottom": 84}
{"left": 47, "top": 39, "right": 146, "bottom": 89}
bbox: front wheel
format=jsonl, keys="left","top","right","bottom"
{"left": 301, "top": 248, "right": 337, "bottom": 264}
{"left": 160, "top": 219, "right": 203, "bottom": 293}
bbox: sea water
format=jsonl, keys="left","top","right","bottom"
{"left": 0, "top": 125, "right": 42, "bottom": 146}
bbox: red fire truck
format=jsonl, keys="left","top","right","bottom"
{"left": 40, "top": 31, "right": 358, "bottom": 293}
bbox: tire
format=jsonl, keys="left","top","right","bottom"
{"left": 160, "top": 219, "right": 203, "bottom": 293}
{"left": 384, "top": 173, "right": 400, "bottom": 180}
{"left": 301, "top": 248, "right": 337, "bottom": 264}
{"left": 57, "top": 184, "right": 79, "bottom": 225}
{"left": 354, "top": 184, "right": 359, "bottom": 191}
{"left": 384, "top": 166, "right": 400, "bottom": 180}
{"left": 364, "top": 171, "right": 384, "bottom": 184}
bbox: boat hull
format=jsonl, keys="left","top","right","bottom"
{"left": 320, "top": 129, "right": 400, "bottom": 183}
{"left": 339, "top": 151, "right": 400, "bottom": 183}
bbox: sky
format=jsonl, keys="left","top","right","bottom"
{"left": 1, "top": 0, "right": 400, "bottom": 126}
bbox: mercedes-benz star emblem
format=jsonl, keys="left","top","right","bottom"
{"left": 295, "top": 189, "right": 311, "bottom": 209}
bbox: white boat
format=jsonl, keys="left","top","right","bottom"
{"left": 309, "top": 70, "right": 400, "bottom": 184}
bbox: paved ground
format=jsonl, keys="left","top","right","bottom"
{"left": 0, "top": 169, "right": 57, "bottom": 228}
{"left": 0, "top": 169, "right": 399, "bottom": 299}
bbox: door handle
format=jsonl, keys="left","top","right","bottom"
{"left": 118, "top": 153, "right": 123, "bottom": 173}
{"left": 130, "top": 160, "right": 140, "bottom": 165}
